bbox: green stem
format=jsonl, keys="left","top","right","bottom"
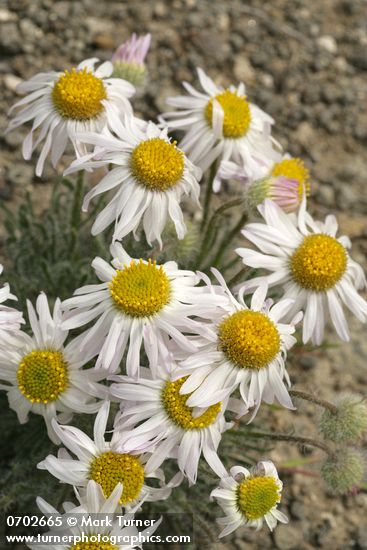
{"left": 196, "top": 198, "right": 244, "bottom": 269}
{"left": 289, "top": 390, "right": 338, "bottom": 414}
{"left": 249, "top": 430, "right": 332, "bottom": 456}
{"left": 200, "top": 162, "right": 217, "bottom": 230}
{"left": 221, "top": 256, "right": 241, "bottom": 274}
{"left": 211, "top": 210, "right": 247, "bottom": 268}
{"left": 227, "top": 267, "right": 247, "bottom": 288}
{"left": 205, "top": 198, "right": 245, "bottom": 229}
{"left": 71, "top": 171, "right": 85, "bottom": 229}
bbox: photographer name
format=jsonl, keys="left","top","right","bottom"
{"left": 79, "top": 516, "right": 157, "bottom": 529}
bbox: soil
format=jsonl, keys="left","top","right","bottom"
{"left": 0, "top": 1, "right": 366, "bottom": 549}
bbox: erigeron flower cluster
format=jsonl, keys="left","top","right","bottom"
{"left": 2, "top": 32, "right": 367, "bottom": 548}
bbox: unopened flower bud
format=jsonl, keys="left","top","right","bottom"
{"left": 159, "top": 220, "right": 200, "bottom": 264}
{"left": 321, "top": 448, "right": 365, "bottom": 494}
{"left": 246, "top": 175, "right": 305, "bottom": 214}
{"left": 319, "top": 394, "right": 367, "bottom": 444}
{"left": 112, "top": 33, "right": 151, "bottom": 86}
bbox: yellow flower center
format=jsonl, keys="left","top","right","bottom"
{"left": 162, "top": 376, "right": 221, "bottom": 430}
{"left": 109, "top": 259, "right": 171, "bottom": 317}
{"left": 69, "top": 538, "right": 117, "bottom": 550}
{"left": 218, "top": 310, "right": 280, "bottom": 370}
{"left": 17, "top": 349, "right": 68, "bottom": 404}
{"left": 89, "top": 451, "right": 145, "bottom": 505}
{"left": 205, "top": 90, "right": 251, "bottom": 138}
{"left": 52, "top": 68, "right": 107, "bottom": 120}
{"left": 290, "top": 234, "right": 347, "bottom": 291}
{"left": 130, "top": 138, "right": 184, "bottom": 191}
{"left": 237, "top": 476, "right": 280, "bottom": 520}
{"left": 271, "top": 158, "right": 310, "bottom": 196}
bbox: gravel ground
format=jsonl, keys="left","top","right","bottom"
{"left": 1, "top": 1, "right": 367, "bottom": 549}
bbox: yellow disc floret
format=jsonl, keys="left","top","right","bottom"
{"left": 17, "top": 349, "right": 68, "bottom": 404}
{"left": 162, "top": 376, "right": 221, "bottom": 430}
{"left": 109, "top": 259, "right": 171, "bottom": 317}
{"left": 70, "top": 538, "right": 118, "bottom": 550}
{"left": 131, "top": 138, "right": 184, "bottom": 191}
{"left": 290, "top": 234, "right": 347, "bottom": 291}
{"left": 52, "top": 68, "right": 107, "bottom": 120}
{"left": 218, "top": 310, "right": 281, "bottom": 370}
{"left": 89, "top": 451, "right": 145, "bottom": 505}
{"left": 205, "top": 90, "right": 251, "bottom": 138}
{"left": 271, "top": 157, "right": 310, "bottom": 196}
{"left": 237, "top": 475, "right": 280, "bottom": 520}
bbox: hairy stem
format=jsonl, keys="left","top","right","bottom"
{"left": 227, "top": 267, "right": 247, "bottom": 287}
{"left": 71, "top": 170, "right": 85, "bottom": 229}
{"left": 211, "top": 210, "right": 247, "bottom": 268}
{"left": 289, "top": 390, "right": 338, "bottom": 414}
{"left": 249, "top": 430, "right": 332, "bottom": 456}
{"left": 200, "top": 161, "right": 217, "bottom": 230}
{"left": 196, "top": 198, "right": 245, "bottom": 269}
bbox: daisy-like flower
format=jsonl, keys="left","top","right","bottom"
{"left": 111, "top": 367, "right": 245, "bottom": 484}
{"left": 64, "top": 117, "right": 201, "bottom": 246}
{"left": 175, "top": 271, "right": 300, "bottom": 418}
{"left": 236, "top": 199, "right": 367, "bottom": 345}
{"left": 28, "top": 480, "right": 160, "bottom": 550}
{"left": 61, "top": 242, "right": 225, "bottom": 376}
{"left": 112, "top": 33, "right": 151, "bottom": 86}
{"left": 0, "top": 293, "right": 107, "bottom": 443}
{"left": 0, "top": 264, "right": 24, "bottom": 335}
{"left": 39, "top": 401, "right": 182, "bottom": 512}
{"left": 62, "top": 243, "right": 224, "bottom": 378}
{"left": 160, "top": 67, "right": 279, "bottom": 190}
{"left": 7, "top": 58, "right": 135, "bottom": 176}
{"left": 211, "top": 461, "right": 288, "bottom": 537}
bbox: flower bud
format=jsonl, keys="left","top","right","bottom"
{"left": 319, "top": 394, "right": 367, "bottom": 444}
{"left": 111, "top": 33, "right": 151, "bottom": 86}
{"left": 321, "top": 448, "right": 365, "bottom": 494}
{"left": 246, "top": 175, "right": 305, "bottom": 214}
{"left": 159, "top": 220, "right": 200, "bottom": 264}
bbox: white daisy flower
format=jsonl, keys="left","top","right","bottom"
{"left": 174, "top": 270, "right": 300, "bottom": 419}
{"left": 211, "top": 461, "right": 288, "bottom": 537}
{"left": 0, "top": 293, "right": 107, "bottom": 443}
{"left": 0, "top": 264, "right": 24, "bottom": 335}
{"left": 39, "top": 401, "right": 182, "bottom": 512}
{"left": 110, "top": 366, "right": 246, "bottom": 485}
{"left": 236, "top": 199, "right": 367, "bottom": 345}
{"left": 61, "top": 242, "right": 226, "bottom": 376}
{"left": 7, "top": 58, "right": 135, "bottom": 176}
{"left": 64, "top": 117, "right": 201, "bottom": 246}
{"left": 160, "top": 67, "right": 279, "bottom": 190}
{"left": 28, "top": 480, "right": 160, "bottom": 550}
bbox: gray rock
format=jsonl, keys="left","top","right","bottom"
{"left": 317, "top": 183, "right": 335, "bottom": 207}
{"left": 0, "top": 22, "right": 22, "bottom": 54}
{"left": 3, "top": 74, "right": 22, "bottom": 93}
{"left": 233, "top": 56, "right": 255, "bottom": 84}
{"left": 299, "top": 356, "right": 316, "bottom": 370}
{"left": 349, "top": 48, "right": 367, "bottom": 70}
{"left": 317, "top": 35, "right": 338, "bottom": 54}
{"left": 336, "top": 183, "right": 358, "bottom": 210}
{"left": 290, "top": 500, "right": 305, "bottom": 520}
{"left": 0, "top": 8, "right": 17, "bottom": 22}
{"left": 357, "top": 526, "right": 367, "bottom": 549}
{"left": 274, "top": 523, "right": 303, "bottom": 550}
